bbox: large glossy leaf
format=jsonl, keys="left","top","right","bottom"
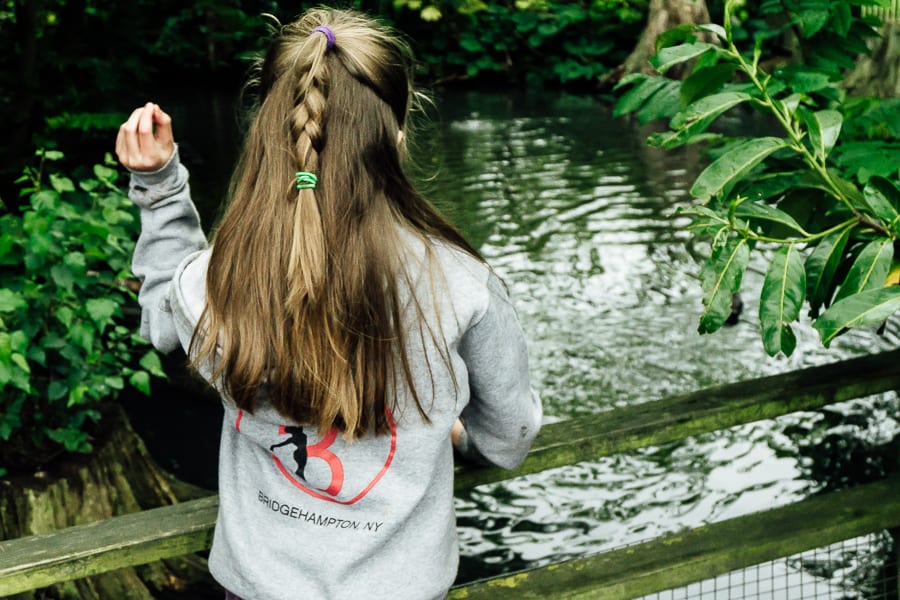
{"left": 813, "top": 286, "right": 900, "bottom": 347}
{"left": 690, "top": 137, "right": 788, "bottom": 202}
{"left": 863, "top": 177, "right": 900, "bottom": 236}
{"left": 739, "top": 171, "right": 805, "bottom": 202}
{"left": 650, "top": 42, "right": 717, "bottom": 75}
{"left": 697, "top": 23, "right": 727, "bottom": 41}
{"left": 671, "top": 92, "right": 752, "bottom": 129}
{"left": 805, "top": 228, "right": 851, "bottom": 317}
{"left": 680, "top": 64, "right": 738, "bottom": 106}
{"left": 698, "top": 237, "right": 749, "bottom": 334}
{"left": 636, "top": 79, "right": 681, "bottom": 124}
{"left": 759, "top": 245, "right": 806, "bottom": 356}
{"left": 733, "top": 201, "right": 807, "bottom": 235}
{"left": 805, "top": 110, "right": 842, "bottom": 161}
{"left": 613, "top": 76, "right": 670, "bottom": 117}
{"left": 652, "top": 92, "right": 752, "bottom": 150}
{"left": 796, "top": 170, "right": 868, "bottom": 211}
{"left": 834, "top": 238, "right": 893, "bottom": 302}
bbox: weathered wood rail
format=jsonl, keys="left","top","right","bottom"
{"left": 2, "top": 349, "right": 900, "bottom": 597}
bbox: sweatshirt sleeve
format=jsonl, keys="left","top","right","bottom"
{"left": 129, "top": 147, "right": 208, "bottom": 353}
{"left": 458, "top": 273, "right": 542, "bottom": 470}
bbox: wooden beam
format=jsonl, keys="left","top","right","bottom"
{"left": 0, "top": 495, "right": 217, "bottom": 596}
{"left": 448, "top": 476, "right": 900, "bottom": 599}
{"left": 2, "top": 349, "right": 899, "bottom": 594}
{"left": 455, "top": 348, "right": 900, "bottom": 490}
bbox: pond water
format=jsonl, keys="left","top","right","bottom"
{"left": 128, "top": 89, "right": 899, "bottom": 594}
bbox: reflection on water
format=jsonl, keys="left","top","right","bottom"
{"left": 419, "top": 91, "right": 898, "bottom": 588}
{"left": 154, "top": 89, "right": 898, "bottom": 592}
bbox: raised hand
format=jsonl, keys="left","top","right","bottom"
{"left": 115, "top": 103, "right": 175, "bottom": 172}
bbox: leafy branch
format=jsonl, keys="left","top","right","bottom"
{"left": 615, "top": 0, "right": 900, "bottom": 356}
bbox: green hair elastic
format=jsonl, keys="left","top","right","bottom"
{"left": 295, "top": 172, "right": 318, "bottom": 190}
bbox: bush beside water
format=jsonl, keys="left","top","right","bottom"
{"left": 0, "top": 151, "right": 163, "bottom": 476}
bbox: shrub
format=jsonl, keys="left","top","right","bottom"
{"left": 0, "top": 150, "right": 163, "bottom": 476}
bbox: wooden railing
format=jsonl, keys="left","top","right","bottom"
{"left": 2, "top": 349, "right": 900, "bottom": 598}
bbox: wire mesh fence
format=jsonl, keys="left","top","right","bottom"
{"left": 638, "top": 531, "right": 898, "bottom": 600}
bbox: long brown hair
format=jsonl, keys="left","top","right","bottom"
{"left": 191, "top": 9, "right": 481, "bottom": 438}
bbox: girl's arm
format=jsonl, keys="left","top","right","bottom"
{"left": 457, "top": 274, "right": 542, "bottom": 470}
{"left": 117, "top": 103, "right": 208, "bottom": 352}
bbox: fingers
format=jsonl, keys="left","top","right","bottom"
{"left": 153, "top": 105, "right": 175, "bottom": 157}
{"left": 116, "top": 107, "right": 143, "bottom": 166}
{"left": 116, "top": 103, "right": 175, "bottom": 171}
{"left": 137, "top": 103, "right": 155, "bottom": 153}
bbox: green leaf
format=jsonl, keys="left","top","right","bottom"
{"left": 814, "top": 286, "right": 900, "bottom": 347}
{"left": 784, "top": 69, "right": 832, "bottom": 94}
{"left": 655, "top": 23, "right": 701, "bottom": 51}
{"left": 41, "top": 149, "right": 64, "bottom": 161}
{"left": 671, "top": 92, "right": 752, "bottom": 129}
{"left": 613, "top": 76, "right": 670, "bottom": 117}
{"left": 636, "top": 80, "right": 681, "bottom": 124}
{"left": 105, "top": 376, "right": 125, "bottom": 390}
{"left": 741, "top": 171, "right": 804, "bottom": 202}
{"left": 129, "top": 370, "right": 151, "bottom": 395}
{"left": 48, "top": 381, "right": 68, "bottom": 401}
{"left": 54, "top": 306, "right": 74, "bottom": 328}
{"left": 697, "top": 23, "right": 727, "bottom": 40}
{"left": 759, "top": 245, "right": 806, "bottom": 357}
{"left": 27, "top": 346, "right": 46, "bottom": 366}
{"left": 11, "top": 353, "right": 29, "bottom": 373}
{"left": 797, "top": 6, "right": 830, "bottom": 37}
{"left": 699, "top": 237, "right": 749, "bottom": 334}
{"left": 49, "top": 174, "right": 76, "bottom": 193}
{"left": 733, "top": 201, "right": 808, "bottom": 235}
{"left": 680, "top": 64, "right": 737, "bottom": 106}
{"left": 805, "top": 228, "right": 851, "bottom": 317}
{"left": 650, "top": 43, "right": 716, "bottom": 75}
{"left": 51, "top": 264, "right": 75, "bottom": 291}
{"left": 832, "top": 2, "right": 852, "bottom": 36}
{"left": 68, "top": 321, "right": 95, "bottom": 353}
{"left": 32, "top": 190, "right": 60, "bottom": 211}
{"left": 93, "top": 164, "right": 118, "bottom": 183}
{"left": 86, "top": 298, "right": 117, "bottom": 329}
{"left": 654, "top": 91, "right": 752, "bottom": 150}
{"left": 139, "top": 351, "right": 166, "bottom": 378}
{"left": 835, "top": 239, "right": 893, "bottom": 302}
{"left": 690, "top": 138, "right": 788, "bottom": 202}
{"left": 863, "top": 177, "right": 900, "bottom": 236}
{"left": 805, "top": 110, "right": 842, "bottom": 161}
{"left": 834, "top": 141, "right": 900, "bottom": 183}
{"left": 0, "top": 290, "right": 26, "bottom": 313}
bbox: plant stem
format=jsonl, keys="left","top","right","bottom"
{"left": 724, "top": 45, "right": 882, "bottom": 234}
{"left": 739, "top": 217, "right": 857, "bottom": 245}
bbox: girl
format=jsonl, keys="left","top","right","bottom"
{"left": 117, "top": 8, "right": 541, "bottom": 600}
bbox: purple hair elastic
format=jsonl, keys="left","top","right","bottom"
{"left": 312, "top": 26, "right": 335, "bottom": 51}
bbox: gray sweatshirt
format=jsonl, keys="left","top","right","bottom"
{"left": 129, "top": 149, "right": 542, "bottom": 600}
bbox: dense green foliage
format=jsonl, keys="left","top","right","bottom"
{"left": 391, "top": 0, "right": 646, "bottom": 85}
{"left": 0, "top": 0, "right": 647, "bottom": 193}
{"left": 615, "top": 0, "right": 900, "bottom": 356}
{"left": 0, "top": 151, "right": 163, "bottom": 475}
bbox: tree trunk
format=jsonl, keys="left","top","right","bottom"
{"left": 844, "top": 23, "right": 900, "bottom": 98}
{"left": 0, "top": 405, "right": 214, "bottom": 599}
{"left": 622, "top": 0, "right": 711, "bottom": 77}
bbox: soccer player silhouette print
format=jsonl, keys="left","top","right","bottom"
{"left": 269, "top": 426, "right": 308, "bottom": 480}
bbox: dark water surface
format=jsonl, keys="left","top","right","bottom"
{"left": 128, "top": 89, "right": 899, "bottom": 594}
